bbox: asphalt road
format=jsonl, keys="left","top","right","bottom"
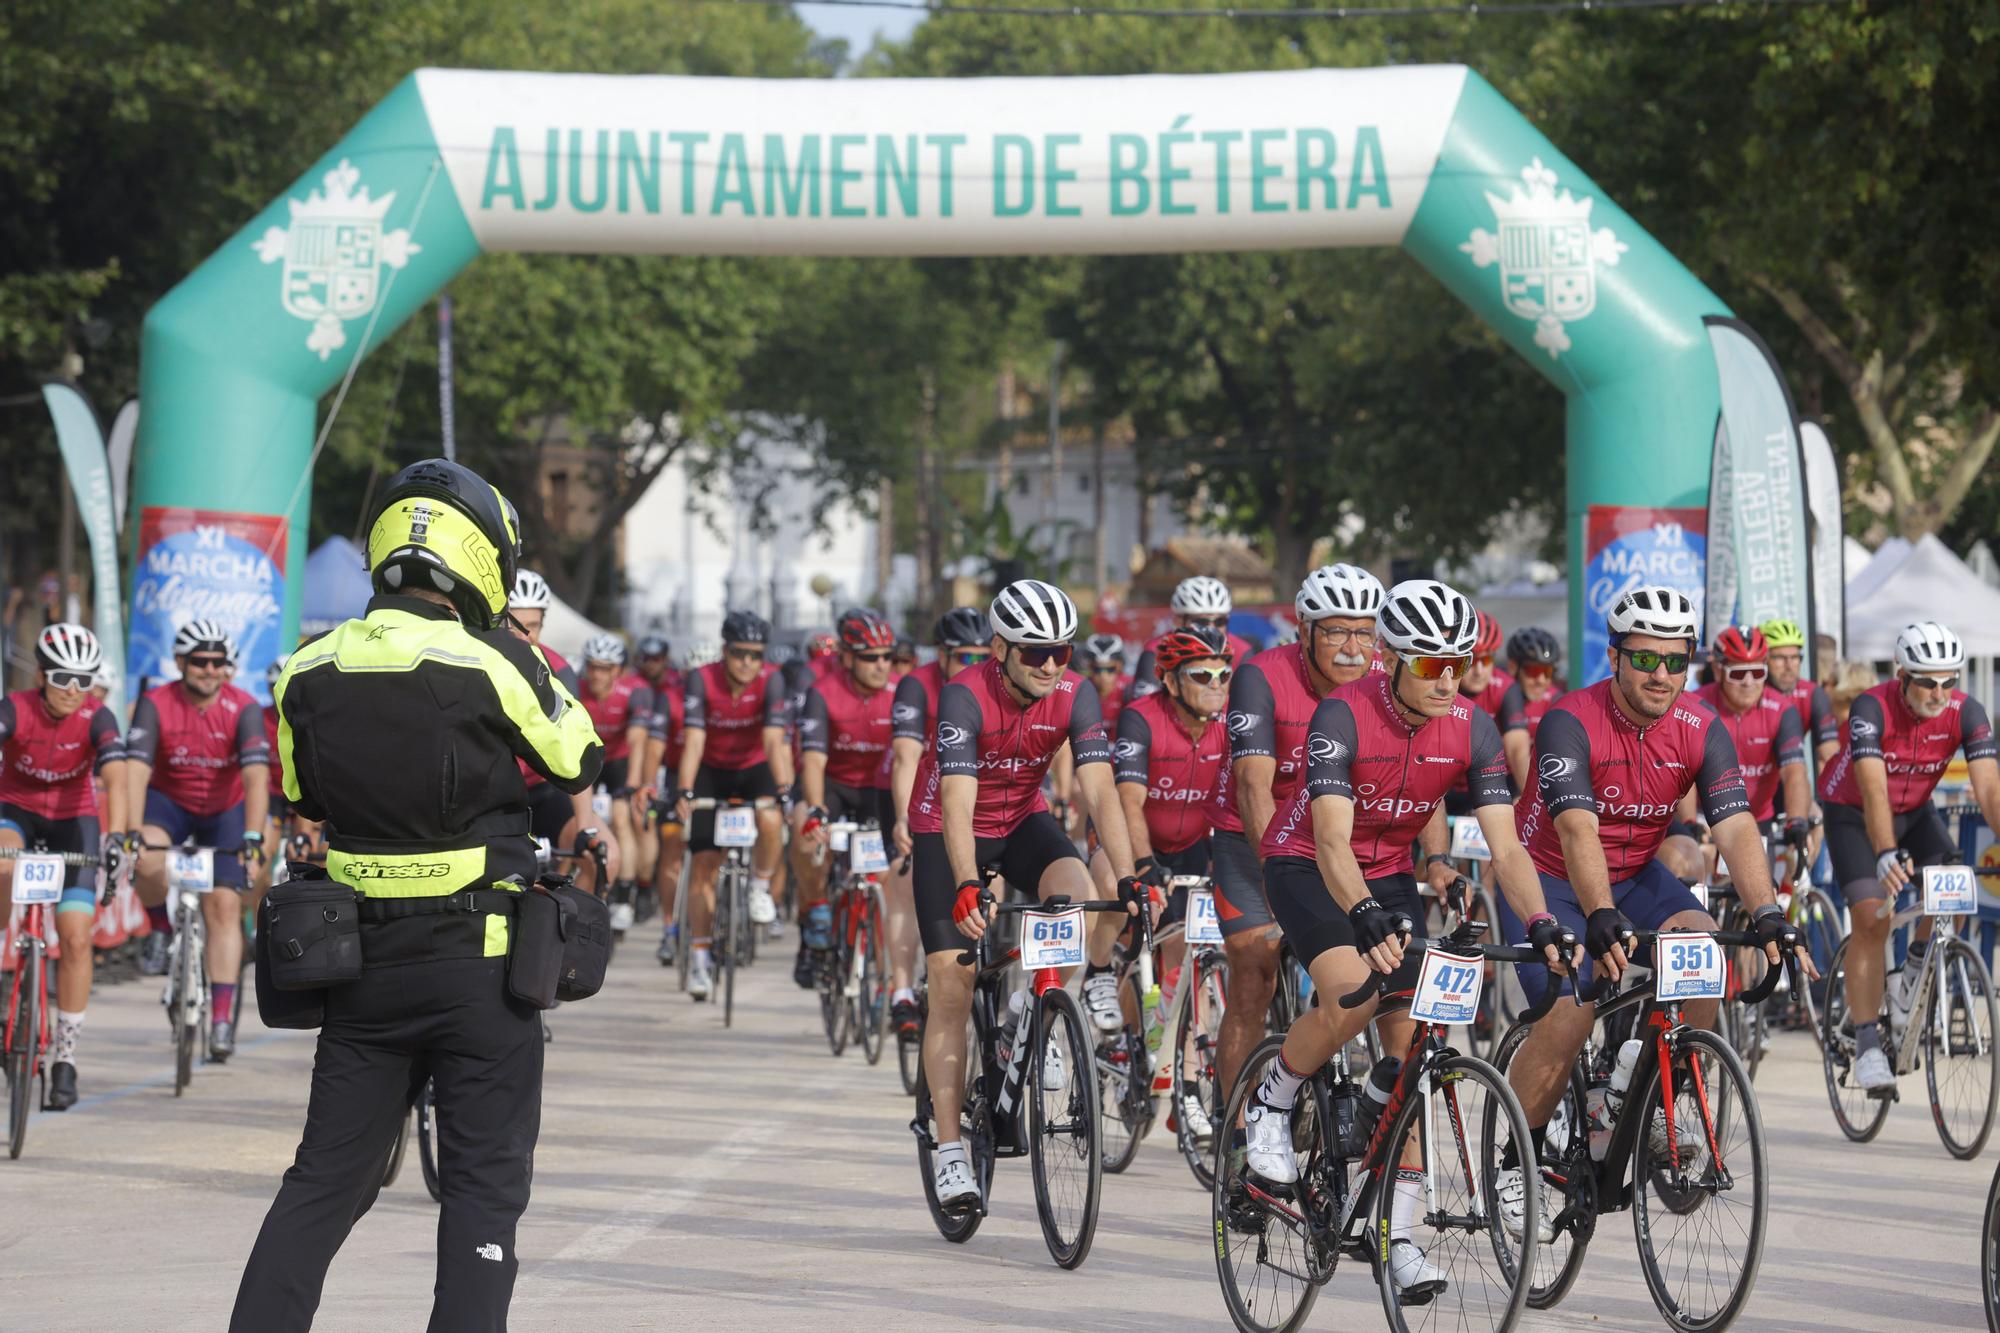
{"left": 2, "top": 934, "right": 1991, "bottom": 1331}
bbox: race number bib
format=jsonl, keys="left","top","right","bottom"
{"left": 1653, "top": 933, "right": 1724, "bottom": 1002}
{"left": 1185, "top": 888, "right": 1223, "bottom": 945}
{"left": 591, "top": 788, "right": 613, "bottom": 820}
{"left": 1447, "top": 816, "right": 1491, "bottom": 863}
{"left": 1020, "top": 907, "right": 1086, "bottom": 970}
{"left": 12, "top": 853, "right": 65, "bottom": 905}
{"left": 714, "top": 807, "right": 757, "bottom": 848}
{"left": 1410, "top": 949, "right": 1483, "bottom": 1026}
{"left": 1924, "top": 864, "right": 1977, "bottom": 917}
{"left": 852, "top": 829, "right": 889, "bottom": 874}
{"left": 168, "top": 848, "right": 216, "bottom": 894}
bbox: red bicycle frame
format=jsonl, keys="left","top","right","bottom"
{"left": 4, "top": 902, "right": 53, "bottom": 1075}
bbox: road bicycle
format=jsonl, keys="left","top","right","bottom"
{"left": 1490, "top": 930, "right": 1792, "bottom": 1331}
{"left": 1439, "top": 817, "right": 1515, "bottom": 1063}
{"left": 818, "top": 818, "right": 890, "bottom": 1063}
{"left": 1214, "top": 920, "right": 1563, "bottom": 1333}
{"left": 686, "top": 797, "right": 776, "bottom": 1027}
{"left": 1817, "top": 865, "right": 1998, "bottom": 1159}
{"left": 1706, "top": 826, "right": 1841, "bottom": 1072}
{"left": 3, "top": 846, "right": 99, "bottom": 1159}
{"left": 911, "top": 883, "right": 1126, "bottom": 1268}
{"left": 142, "top": 838, "right": 238, "bottom": 1095}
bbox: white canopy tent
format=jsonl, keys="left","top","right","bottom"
{"left": 1846, "top": 533, "right": 2000, "bottom": 711}
{"left": 541, "top": 591, "right": 608, "bottom": 667}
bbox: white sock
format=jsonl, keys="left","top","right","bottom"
{"left": 750, "top": 876, "right": 771, "bottom": 896}
{"left": 892, "top": 987, "right": 916, "bottom": 1006}
{"left": 53, "top": 1010, "right": 85, "bottom": 1065}
{"left": 934, "top": 1140, "right": 968, "bottom": 1168}
{"left": 694, "top": 946, "right": 712, "bottom": 969}
{"left": 1255, "top": 1054, "right": 1307, "bottom": 1111}
{"left": 1391, "top": 1169, "right": 1424, "bottom": 1241}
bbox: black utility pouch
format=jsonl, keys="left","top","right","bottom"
{"left": 507, "top": 876, "right": 612, "bottom": 1009}
{"left": 543, "top": 876, "right": 612, "bottom": 1002}
{"left": 260, "top": 870, "right": 364, "bottom": 991}
{"left": 507, "top": 885, "right": 567, "bottom": 1010}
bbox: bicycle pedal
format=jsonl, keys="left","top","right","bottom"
{"left": 1394, "top": 1281, "right": 1446, "bottom": 1307}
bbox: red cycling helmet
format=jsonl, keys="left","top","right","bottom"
{"left": 1712, "top": 624, "right": 1769, "bottom": 664}
{"left": 1154, "top": 626, "right": 1229, "bottom": 678}
{"left": 837, "top": 609, "right": 897, "bottom": 652}
{"left": 1473, "top": 610, "right": 1503, "bottom": 656}
{"left": 804, "top": 632, "right": 838, "bottom": 659}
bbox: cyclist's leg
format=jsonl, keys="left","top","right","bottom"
{"left": 1825, "top": 803, "right": 1893, "bottom": 1025}
{"left": 0, "top": 808, "right": 23, "bottom": 918}
{"left": 607, "top": 762, "right": 640, "bottom": 893}
{"left": 879, "top": 787, "right": 918, "bottom": 996}
{"left": 135, "top": 787, "right": 192, "bottom": 919}
{"left": 1621, "top": 859, "right": 1721, "bottom": 1029}
{"left": 1658, "top": 821, "right": 1706, "bottom": 883}
{"left": 1212, "top": 828, "right": 1279, "bottom": 1112}
{"left": 914, "top": 830, "right": 995, "bottom": 1143}
{"left": 46, "top": 813, "right": 97, "bottom": 1099}
{"left": 1265, "top": 855, "right": 1385, "bottom": 1074}
{"left": 746, "top": 763, "right": 784, "bottom": 918}
{"left": 656, "top": 822, "right": 685, "bottom": 925}
{"left": 998, "top": 812, "right": 1109, "bottom": 964}
{"left": 1494, "top": 868, "right": 1596, "bottom": 1127}
{"left": 201, "top": 805, "right": 250, "bottom": 1035}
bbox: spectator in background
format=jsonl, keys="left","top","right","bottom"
{"left": 1815, "top": 634, "right": 1840, "bottom": 684}
{"left": 1826, "top": 661, "right": 1879, "bottom": 725}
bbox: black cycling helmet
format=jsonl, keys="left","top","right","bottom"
{"left": 365, "top": 458, "right": 520, "bottom": 630}
{"left": 720, "top": 609, "right": 771, "bottom": 645}
{"left": 893, "top": 636, "right": 916, "bottom": 658}
{"left": 1505, "top": 626, "right": 1560, "bottom": 668}
{"left": 934, "top": 605, "right": 990, "bottom": 648}
{"left": 636, "top": 634, "right": 669, "bottom": 659}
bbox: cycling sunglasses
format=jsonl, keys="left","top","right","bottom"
{"left": 184, "top": 654, "right": 230, "bottom": 670}
{"left": 1180, "top": 666, "right": 1233, "bottom": 686}
{"left": 1620, "top": 648, "right": 1690, "bottom": 675}
{"left": 1720, "top": 664, "right": 1768, "bottom": 683}
{"left": 1518, "top": 662, "right": 1556, "bottom": 681}
{"left": 1471, "top": 653, "right": 1496, "bottom": 668}
{"left": 1907, "top": 672, "right": 1960, "bottom": 693}
{"left": 952, "top": 650, "right": 992, "bottom": 667}
{"left": 853, "top": 650, "right": 894, "bottom": 663}
{"left": 725, "top": 646, "right": 766, "bottom": 662}
{"left": 45, "top": 670, "right": 96, "bottom": 691}
{"left": 1183, "top": 616, "right": 1228, "bottom": 630}
{"left": 1402, "top": 653, "right": 1471, "bottom": 681}
{"left": 1013, "top": 644, "right": 1073, "bottom": 669}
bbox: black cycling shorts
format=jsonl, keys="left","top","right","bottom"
{"left": 1264, "top": 856, "right": 1427, "bottom": 993}
{"left": 690, "top": 762, "right": 778, "bottom": 852}
{"left": 912, "top": 810, "right": 1083, "bottom": 955}
{"left": 1152, "top": 839, "right": 1211, "bottom": 928}
{"left": 599, "top": 756, "right": 631, "bottom": 796}
{"left": 527, "top": 782, "right": 574, "bottom": 844}
{"left": 822, "top": 780, "right": 879, "bottom": 826}
{"left": 1822, "top": 800, "right": 1957, "bottom": 901}
{"left": 0, "top": 802, "right": 98, "bottom": 896}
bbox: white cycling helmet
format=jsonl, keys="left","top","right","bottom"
{"left": 173, "top": 619, "right": 235, "bottom": 659}
{"left": 1295, "top": 564, "right": 1385, "bottom": 622}
{"left": 1895, "top": 621, "right": 1965, "bottom": 673}
{"left": 989, "top": 579, "right": 1079, "bottom": 646}
{"left": 1606, "top": 586, "right": 1699, "bottom": 646}
{"left": 1170, "top": 575, "right": 1233, "bottom": 617}
{"left": 582, "top": 633, "right": 627, "bottom": 666}
{"left": 1082, "top": 632, "right": 1125, "bottom": 665}
{"left": 36, "top": 623, "right": 103, "bottom": 676}
{"left": 1378, "top": 580, "right": 1479, "bottom": 658}
{"left": 266, "top": 653, "right": 288, "bottom": 687}
{"left": 510, "top": 569, "right": 552, "bottom": 610}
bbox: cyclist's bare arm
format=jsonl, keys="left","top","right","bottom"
{"left": 1967, "top": 756, "right": 2000, "bottom": 851}
{"left": 1478, "top": 802, "right": 1573, "bottom": 969}
{"left": 1117, "top": 780, "right": 1155, "bottom": 865}
{"left": 940, "top": 772, "right": 981, "bottom": 899}
{"left": 1075, "top": 761, "right": 1134, "bottom": 881}
{"left": 800, "top": 749, "right": 828, "bottom": 812}
{"left": 763, "top": 725, "right": 793, "bottom": 791}
{"left": 1233, "top": 754, "right": 1277, "bottom": 857}
{"left": 1049, "top": 742, "right": 1075, "bottom": 807}
{"left": 1503, "top": 728, "right": 1532, "bottom": 793}
{"left": 1308, "top": 793, "right": 1371, "bottom": 913}
{"left": 1711, "top": 811, "right": 1782, "bottom": 912}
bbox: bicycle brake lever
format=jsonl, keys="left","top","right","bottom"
{"left": 1339, "top": 975, "right": 1382, "bottom": 1010}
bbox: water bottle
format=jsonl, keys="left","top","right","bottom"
{"left": 1352, "top": 1057, "right": 1402, "bottom": 1151}
{"left": 1331, "top": 1077, "right": 1364, "bottom": 1158}
{"left": 995, "top": 989, "right": 1031, "bottom": 1089}
{"left": 1142, "top": 981, "right": 1167, "bottom": 1056}
{"left": 1586, "top": 1039, "right": 1643, "bottom": 1161}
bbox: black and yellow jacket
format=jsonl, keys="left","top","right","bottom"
{"left": 274, "top": 594, "right": 602, "bottom": 957}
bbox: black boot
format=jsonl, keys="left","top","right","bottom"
{"left": 48, "top": 1061, "right": 78, "bottom": 1111}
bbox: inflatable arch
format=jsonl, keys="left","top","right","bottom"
{"left": 134, "top": 65, "right": 1764, "bottom": 693}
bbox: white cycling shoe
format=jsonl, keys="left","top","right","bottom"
{"left": 688, "top": 962, "right": 713, "bottom": 1001}
{"left": 1082, "top": 972, "right": 1123, "bottom": 1032}
{"left": 609, "top": 902, "right": 636, "bottom": 933}
{"left": 1244, "top": 1103, "right": 1298, "bottom": 1185}
{"left": 1387, "top": 1238, "right": 1448, "bottom": 1297}
{"left": 1854, "top": 1046, "right": 1896, "bottom": 1093}
{"left": 747, "top": 888, "right": 777, "bottom": 925}
{"left": 1180, "top": 1093, "right": 1215, "bottom": 1142}
{"left": 932, "top": 1154, "right": 979, "bottom": 1211}
{"left": 1496, "top": 1166, "right": 1555, "bottom": 1244}
{"left": 1039, "top": 1038, "right": 1070, "bottom": 1092}
{"left": 1650, "top": 1108, "right": 1707, "bottom": 1164}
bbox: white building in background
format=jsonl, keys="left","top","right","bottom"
{"left": 619, "top": 426, "right": 907, "bottom": 650}
{"left": 980, "top": 439, "right": 1187, "bottom": 587}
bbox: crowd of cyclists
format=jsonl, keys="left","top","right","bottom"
{"left": 5, "top": 551, "right": 1998, "bottom": 1330}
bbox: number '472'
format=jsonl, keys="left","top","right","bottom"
{"left": 1433, "top": 965, "right": 1477, "bottom": 994}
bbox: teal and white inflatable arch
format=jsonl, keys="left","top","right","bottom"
{"left": 135, "top": 65, "right": 1748, "bottom": 693}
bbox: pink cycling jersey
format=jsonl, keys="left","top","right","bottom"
{"left": 1112, "top": 692, "right": 1226, "bottom": 855}
{"left": 1819, "top": 681, "right": 1996, "bottom": 815}
{"left": 799, "top": 668, "right": 894, "bottom": 791}
{"left": 684, "top": 660, "right": 788, "bottom": 772}
{"left": 1264, "top": 674, "right": 1510, "bottom": 875}
{"left": 1782, "top": 679, "right": 1841, "bottom": 750}
{"left": 1693, "top": 682, "right": 1806, "bottom": 823}
{"left": 0, "top": 690, "right": 124, "bottom": 820}
{"left": 908, "top": 658, "right": 1109, "bottom": 839}
{"left": 1214, "top": 643, "right": 1328, "bottom": 835}
{"left": 128, "top": 681, "right": 270, "bottom": 817}
{"left": 1466, "top": 668, "right": 1514, "bottom": 721}
{"left": 1497, "top": 680, "right": 1563, "bottom": 744}
{"left": 581, "top": 675, "right": 653, "bottom": 763}
{"left": 1516, "top": 678, "right": 1750, "bottom": 879}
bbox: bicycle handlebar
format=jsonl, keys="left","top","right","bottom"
{"left": 1338, "top": 936, "right": 1572, "bottom": 1022}
{"left": 953, "top": 893, "right": 1130, "bottom": 967}
{"left": 683, "top": 797, "right": 780, "bottom": 811}
{"left": 1570, "top": 927, "right": 1802, "bottom": 1008}
{"left": 0, "top": 846, "right": 99, "bottom": 867}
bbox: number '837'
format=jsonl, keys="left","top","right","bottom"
{"left": 1031, "top": 918, "right": 1076, "bottom": 943}
{"left": 1431, "top": 965, "right": 1477, "bottom": 995}
{"left": 1667, "top": 940, "right": 1715, "bottom": 972}
{"left": 19, "top": 860, "right": 61, "bottom": 887}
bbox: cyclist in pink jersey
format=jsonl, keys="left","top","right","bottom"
{"left": 1498, "top": 626, "right": 1564, "bottom": 791}
{"left": 508, "top": 572, "right": 613, "bottom": 891}
{"left": 1816, "top": 621, "right": 2000, "bottom": 1091}
{"left": 1244, "top": 582, "right": 1577, "bottom": 1290}
{"left": 794, "top": 609, "right": 898, "bottom": 988}
{"left": 579, "top": 634, "right": 653, "bottom": 934}
{"left": 127, "top": 620, "right": 271, "bottom": 1060}
{"left": 1685, "top": 626, "right": 1812, "bottom": 863}
{"left": 912, "top": 580, "right": 1142, "bottom": 1212}
{"left": 0, "top": 624, "right": 127, "bottom": 1109}
{"left": 1760, "top": 617, "right": 1841, "bottom": 765}
{"left": 1499, "top": 587, "right": 1807, "bottom": 1240}
{"left": 672, "top": 611, "right": 791, "bottom": 1000}
{"left": 620, "top": 633, "right": 674, "bottom": 928}
{"left": 886, "top": 607, "right": 990, "bottom": 1033}
{"left": 1127, "top": 575, "right": 1255, "bottom": 703}
{"left": 1460, "top": 610, "right": 1514, "bottom": 720}
{"left": 631, "top": 635, "right": 689, "bottom": 964}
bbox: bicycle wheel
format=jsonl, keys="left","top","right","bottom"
{"left": 1173, "top": 953, "right": 1227, "bottom": 1190}
{"left": 823, "top": 893, "right": 851, "bottom": 1057}
{"left": 1212, "top": 1035, "right": 1326, "bottom": 1333}
{"left": 1923, "top": 937, "right": 1998, "bottom": 1160}
{"left": 673, "top": 850, "right": 691, "bottom": 992}
{"left": 1096, "top": 1024, "right": 1146, "bottom": 1175}
{"left": 1982, "top": 1157, "right": 2000, "bottom": 1333}
{"left": 717, "top": 867, "right": 737, "bottom": 1028}
{"left": 381, "top": 1107, "right": 411, "bottom": 1187}
{"left": 1793, "top": 888, "right": 1844, "bottom": 1050}
{"left": 8, "top": 946, "right": 43, "bottom": 1159}
{"left": 1488, "top": 1017, "right": 1593, "bottom": 1310}
{"left": 1372, "top": 1050, "right": 1535, "bottom": 1333}
{"left": 416, "top": 1078, "right": 442, "bottom": 1202}
{"left": 1819, "top": 936, "right": 1891, "bottom": 1143}
{"left": 898, "top": 986, "right": 925, "bottom": 1096}
{"left": 1029, "top": 985, "right": 1102, "bottom": 1268}
{"left": 173, "top": 917, "right": 198, "bottom": 1096}
{"left": 914, "top": 1013, "right": 989, "bottom": 1244}
{"left": 857, "top": 891, "right": 889, "bottom": 1066}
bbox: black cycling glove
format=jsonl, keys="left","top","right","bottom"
{"left": 1526, "top": 914, "right": 1578, "bottom": 967}
{"left": 1781, "top": 816, "right": 1811, "bottom": 849}
{"left": 1585, "top": 907, "right": 1636, "bottom": 964}
{"left": 1115, "top": 875, "right": 1144, "bottom": 914}
{"left": 1347, "top": 897, "right": 1409, "bottom": 955}
{"left": 1751, "top": 904, "right": 1801, "bottom": 954}
{"left": 1133, "top": 856, "right": 1166, "bottom": 893}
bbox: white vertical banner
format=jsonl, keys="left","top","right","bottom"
{"left": 1800, "top": 420, "right": 1844, "bottom": 660}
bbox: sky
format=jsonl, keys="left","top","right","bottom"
{"left": 794, "top": 3, "right": 925, "bottom": 59}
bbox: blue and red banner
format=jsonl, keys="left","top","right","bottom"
{"left": 127, "top": 507, "right": 287, "bottom": 703}
{"left": 1581, "top": 505, "right": 1707, "bottom": 685}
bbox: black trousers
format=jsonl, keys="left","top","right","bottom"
{"left": 231, "top": 955, "right": 543, "bottom": 1332}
